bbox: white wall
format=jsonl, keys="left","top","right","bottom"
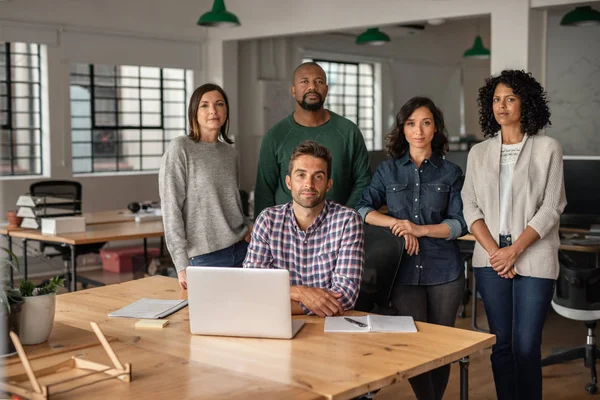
{"left": 545, "top": 6, "right": 600, "bottom": 156}
{"left": 236, "top": 18, "right": 492, "bottom": 191}
{"left": 0, "top": 0, "right": 211, "bottom": 219}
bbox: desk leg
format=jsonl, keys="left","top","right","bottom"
{"left": 8, "top": 235, "right": 13, "bottom": 286}
{"left": 460, "top": 357, "right": 469, "bottom": 400}
{"left": 22, "top": 239, "right": 28, "bottom": 281}
{"left": 143, "top": 238, "right": 148, "bottom": 272}
{"left": 70, "top": 244, "right": 77, "bottom": 292}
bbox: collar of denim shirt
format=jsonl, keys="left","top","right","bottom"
{"left": 396, "top": 151, "right": 442, "bottom": 168}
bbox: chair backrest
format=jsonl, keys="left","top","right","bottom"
{"left": 355, "top": 224, "right": 404, "bottom": 313}
{"left": 554, "top": 264, "right": 600, "bottom": 311}
{"left": 29, "top": 180, "right": 83, "bottom": 213}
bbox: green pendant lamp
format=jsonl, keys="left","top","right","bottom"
{"left": 356, "top": 28, "right": 391, "bottom": 46}
{"left": 463, "top": 35, "right": 491, "bottom": 59}
{"left": 197, "top": 0, "right": 240, "bottom": 28}
{"left": 560, "top": 6, "right": 600, "bottom": 27}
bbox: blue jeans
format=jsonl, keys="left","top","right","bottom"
{"left": 189, "top": 240, "right": 248, "bottom": 268}
{"left": 474, "top": 267, "right": 554, "bottom": 400}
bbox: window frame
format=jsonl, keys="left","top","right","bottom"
{"left": 69, "top": 63, "right": 190, "bottom": 175}
{"left": 0, "top": 42, "right": 44, "bottom": 177}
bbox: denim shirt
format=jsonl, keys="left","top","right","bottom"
{"left": 356, "top": 152, "right": 467, "bottom": 286}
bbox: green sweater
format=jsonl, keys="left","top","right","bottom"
{"left": 254, "top": 111, "right": 371, "bottom": 218}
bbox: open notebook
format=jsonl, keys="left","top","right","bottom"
{"left": 324, "top": 315, "right": 417, "bottom": 333}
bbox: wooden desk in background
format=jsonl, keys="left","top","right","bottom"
{"left": 9, "top": 220, "right": 164, "bottom": 292}
{"left": 52, "top": 276, "right": 495, "bottom": 399}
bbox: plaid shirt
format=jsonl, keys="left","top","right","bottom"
{"left": 244, "top": 200, "right": 364, "bottom": 314}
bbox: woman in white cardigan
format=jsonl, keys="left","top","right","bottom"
{"left": 461, "top": 70, "right": 566, "bottom": 400}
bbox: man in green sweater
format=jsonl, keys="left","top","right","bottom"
{"left": 254, "top": 61, "right": 371, "bottom": 218}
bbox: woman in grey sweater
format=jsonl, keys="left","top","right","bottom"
{"left": 159, "top": 84, "right": 250, "bottom": 290}
{"left": 461, "top": 70, "right": 566, "bottom": 400}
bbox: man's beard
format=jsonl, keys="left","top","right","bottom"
{"left": 298, "top": 92, "right": 324, "bottom": 111}
{"left": 293, "top": 189, "right": 326, "bottom": 209}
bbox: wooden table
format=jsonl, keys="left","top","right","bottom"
{"left": 83, "top": 209, "right": 137, "bottom": 225}
{"left": 3, "top": 340, "right": 322, "bottom": 400}
{"left": 54, "top": 276, "right": 495, "bottom": 399}
{"left": 9, "top": 221, "right": 164, "bottom": 291}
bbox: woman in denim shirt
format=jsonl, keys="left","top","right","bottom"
{"left": 356, "top": 97, "right": 467, "bottom": 400}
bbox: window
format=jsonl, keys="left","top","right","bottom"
{"left": 303, "top": 58, "right": 377, "bottom": 150}
{"left": 0, "top": 42, "right": 43, "bottom": 176}
{"left": 70, "top": 63, "right": 192, "bottom": 174}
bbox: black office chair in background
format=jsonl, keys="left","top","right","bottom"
{"left": 542, "top": 264, "right": 600, "bottom": 395}
{"left": 354, "top": 224, "right": 404, "bottom": 315}
{"left": 29, "top": 180, "right": 105, "bottom": 289}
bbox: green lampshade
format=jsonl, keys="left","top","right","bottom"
{"left": 197, "top": 0, "right": 240, "bottom": 28}
{"left": 560, "top": 6, "right": 600, "bottom": 27}
{"left": 463, "top": 35, "right": 490, "bottom": 59}
{"left": 356, "top": 28, "right": 391, "bottom": 46}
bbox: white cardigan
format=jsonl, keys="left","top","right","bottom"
{"left": 461, "top": 132, "right": 567, "bottom": 279}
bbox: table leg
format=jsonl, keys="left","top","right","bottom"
{"left": 8, "top": 235, "right": 13, "bottom": 286}
{"left": 22, "top": 239, "right": 28, "bottom": 281}
{"left": 143, "top": 238, "right": 148, "bottom": 272}
{"left": 70, "top": 244, "right": 77, "bottom": 292}
{"left": 460, "top": 356, "right": 469, "bottom": 400}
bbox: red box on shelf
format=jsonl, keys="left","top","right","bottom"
{"left": 100, "top": 246, "right": 160, "bottom": 273}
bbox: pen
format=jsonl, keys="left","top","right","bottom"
{"left": 344, "top": 317, "right": 368, "bottom": 328}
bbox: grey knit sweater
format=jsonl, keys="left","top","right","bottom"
{"left": 159, "top": 135, "right": 248, "bottom": 272}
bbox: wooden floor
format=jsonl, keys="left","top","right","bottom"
{"left": 35, "top": 269, "right": 599, "bottom": 400}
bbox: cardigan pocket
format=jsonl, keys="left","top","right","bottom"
{"left": 423, "top": 183, "right": 450, "bottom": 212}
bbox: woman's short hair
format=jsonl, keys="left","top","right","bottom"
{"left": 187, "top": 83, "right": 233, "bottom": 144}
{"left": 478, "top": 69, "right": 551, "bottom": 138}
{"left": 386, "top": 96, "right": 449, "bottom": 158}
{"left": 288, "top": 140, "right": 332, "bottom": 179}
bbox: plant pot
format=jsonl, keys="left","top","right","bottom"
{"left": 6, "top": 210, "right": 23, "bottom": 229}
{"left": 1, "top": 302, "right": 22, "bottom": 356}
{"left": 18, "top": 293, "right": 56, "bottom": 345}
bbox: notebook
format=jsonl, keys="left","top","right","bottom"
{"left": 108, "top": 298, "right": 188, "bottom": 319}
{"left": 324, "top": 315, "right": 417, "bottom": 333}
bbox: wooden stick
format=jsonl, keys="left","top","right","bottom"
{"left": 90, "top": 322, "right": 124, "bottom": 371}
{"left": 9, "top": 331, "right": 43, "bottom": 394}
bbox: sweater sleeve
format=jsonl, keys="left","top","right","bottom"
{"left": 527, "top": 140, "right": 567, "bottom": 239}
{"left": 159, "top": 144, "right": 189, "bottom": 272}
{"left": 461, "top": 147, "right": 486, "bottom": 231}
{"left": 254, "top": 130, "right": 280, "bottom": 219}
{"left": 346, "top": 128, "right": 372, "bottom": 209}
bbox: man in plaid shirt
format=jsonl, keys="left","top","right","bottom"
{"left": 244, "top": 140, "right": 364, "bottom": 317}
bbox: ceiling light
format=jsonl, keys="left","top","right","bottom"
{"left": 355, "top": 28, "right": 391, "bottom": 46}
{"left": 560, "top": 6, "right": 600, "bottom": 27}
{"left": 428, "top": 19, "right": 446, "bottom": 26}
{"left": 463, "top": 35, "right": 490, "bottom": 59}
{"left": 197, "top": 0, "right": 240, "bottom": 28}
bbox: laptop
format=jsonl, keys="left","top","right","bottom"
{"left": 186, "top": 267, "right": 305, "bottom": 339}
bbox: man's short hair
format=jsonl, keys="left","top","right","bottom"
{"left": 288, "top": 140, "right": 332, "bottom": 179}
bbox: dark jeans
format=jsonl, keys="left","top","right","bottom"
{"left": 189, "top": 240, "right": 248, "bottom": 268}
{"left": 390, "top": 274, "right": 465, "bottom": 400}
{"left": 474, "top": 267, "right": 554, "bottom": 400}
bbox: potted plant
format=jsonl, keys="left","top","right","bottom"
{"left": 18, "top": 276, "right": 64, "bottom": 345}
{"left": 1, "top": 247, "right": 23, "bottom": 356}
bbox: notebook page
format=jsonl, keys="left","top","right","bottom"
{"left": 324, "top": 316, "right": 370, "bottom": 333}
{"left": 368, "top": 315, "right": 418, "bottom": 333}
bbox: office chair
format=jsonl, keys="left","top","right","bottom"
{"left": 354, "top": 224, "right": 404, "bottom": 315}
{"left": 457, "top": 239, "right": 474, "bottom": 319}
{"left": 29, "top": 180, "right": 105, "bottom": 290}
{"left": 542, "top": 264, "right": 600, "bottom": 395}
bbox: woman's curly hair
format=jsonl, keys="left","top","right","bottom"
{"left": 478, "top": 69, "right": 551, "bottom": 138}
{"left": 386, "top": 96, "right": 449, "bottom": 158}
